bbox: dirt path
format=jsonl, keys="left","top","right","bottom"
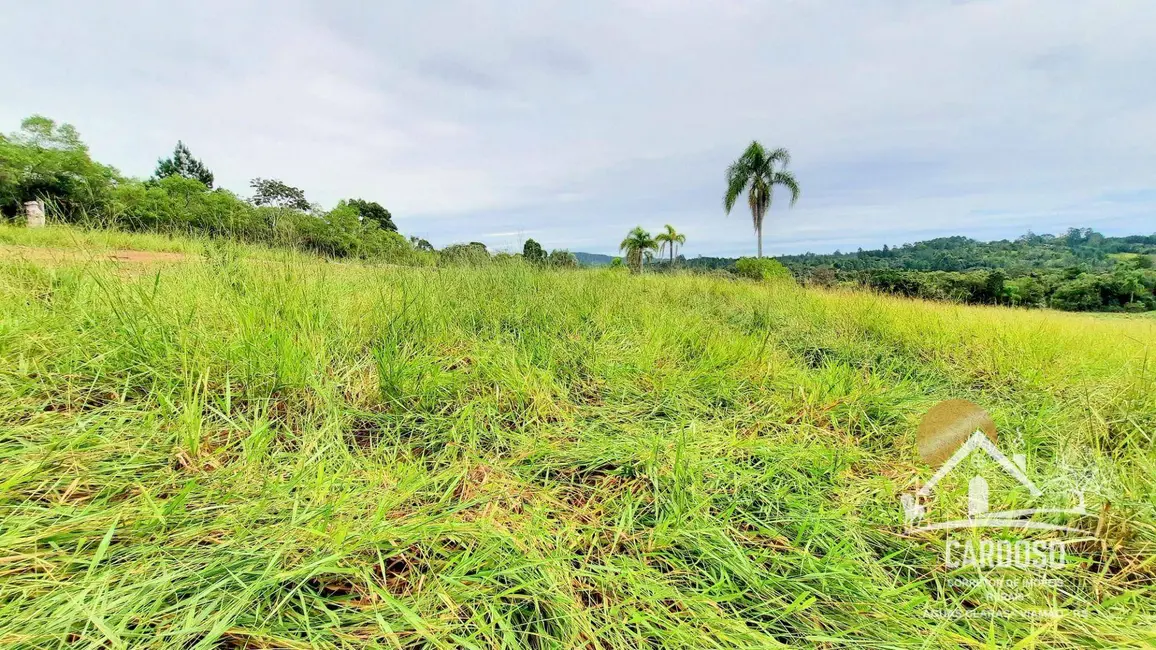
{"left": 0, "top": 245, "right": 191, "bottom": 264}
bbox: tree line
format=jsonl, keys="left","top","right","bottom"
{"left": 0, "top": 116, "right": 425, "bottom": 261}
{"left": 0, "top": 115, "right": 596, "bottom": 268}
{"left": 685, "top": 229, "right": 1156, "bottom": 312}
{"left": 786, "top": 229, "right": 1156, "bottom": 312}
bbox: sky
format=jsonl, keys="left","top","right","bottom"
{"left": 2, "top": 0, "right": 1154, "bottom": 257}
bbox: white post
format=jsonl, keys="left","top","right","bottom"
{"left": 23, "top": 200, "right": 46, "bottom": 228}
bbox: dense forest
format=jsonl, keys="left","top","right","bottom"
{"left": 679, "top": 231, "right": 1156, "bottom": 312}
{"left": 777, "top": 231, "right": 1156, "bottom": 273}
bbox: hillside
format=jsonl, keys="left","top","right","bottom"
{"left": 573, "top": 251, "right": 615, "bottom": 266}
{"left": 682, "top": 229, "right": 1156, "bottom": 312}
{"left": 1, "top": 228, "right": 1153, "bottom": 648}
{"left": 683, "top": 229, "right": 1156, "bottom": 274}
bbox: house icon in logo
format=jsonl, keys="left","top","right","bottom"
{"left": 902, "top": 400, "right": 1087, "bottom": 533}
{"left": 920, "top": 430, "right": 1042, "bottom": 515}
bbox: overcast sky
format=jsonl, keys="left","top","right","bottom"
{"left": 3, "top": 1, "right": 1154, "bottom": 256}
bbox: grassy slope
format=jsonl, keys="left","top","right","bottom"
{"left": 0, "top": 224, "right": 208, "bottom": 254}
{"left": 0, "top": 230, "right": 1154, "bottom": 648}
{"left": 0, "top": 224, "right": 308, "bottom": 261}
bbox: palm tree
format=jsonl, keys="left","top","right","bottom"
{"left": 724, "top": 142, "right": 800, "bottom": 258}
{"left": 654, "top": 224, "right": 686, "bottom": 266}
{"left": 619, "top": 226, "right": 658, "bottom": 273}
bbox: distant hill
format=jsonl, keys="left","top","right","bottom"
{"left": 682, "top": 228, "right": 1156, "bottom": 275}
{"left": 676, "top": 228, "right": 1156, "bottom": 313}
{"left": 573, "top": 251, "right": 615, "bottom": 266}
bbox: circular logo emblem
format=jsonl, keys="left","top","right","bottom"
{"left": 916, "top": 399, "right": 996, "bottom": 467}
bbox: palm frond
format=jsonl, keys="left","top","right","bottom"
{"left": 620, "top": 226, "right": 656, "bottom": 253}
{"left": 773, "top": 169, "right": 801, "bottom": 206}
{"left": 765, "top": 147, "right": 791, "bottom": 168}
{"left": 724, "top": 159, "right": 755, "bottom": 213}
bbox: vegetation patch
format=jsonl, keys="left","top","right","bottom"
{"left": 1, "top": 233, "right": 1154, "bottom": 647}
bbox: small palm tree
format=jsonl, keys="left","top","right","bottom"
{"left": 724, "top": 141, "right": 800, "bottom": 258}
{"left": 654, "top": 224, "right": 686, "bottom": 266}
{"left": 619, "top": 226, "right": 657, "bottom": 272}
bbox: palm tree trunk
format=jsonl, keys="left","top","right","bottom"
{"left": 757, "top": 226, "right": 763, "bottom": 259}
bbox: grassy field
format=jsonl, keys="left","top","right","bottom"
{"left": 0, "top": 224, "right": 209, "bottom": 255}
{"left": 0, "top": 229, "right": 1154, "bottom": 648}
{"left": 0, "top": 224, "right": 311, "bottom": 262}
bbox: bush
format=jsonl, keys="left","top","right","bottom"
{"left": 547, "top": 249, "right": 578, "bottom": 268}
{"left": 440, "top": 242, "right": 491, "bottom": 266}
{"left": 492, "top": 252, "right": 523, "bottom": 264}
{"left": 735, "top": 257, "right": 793, "bottom": 282}
{"left": 111, "top": 176, "right": 256, "bottom": 235}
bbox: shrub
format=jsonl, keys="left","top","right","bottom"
{"left": 440, "top": 242, "right": 491, "bottom": 266}
{"left": 111, "top": 176, "right": 257, "bottom": 235}
{"left": 735, "top": 257, "right": 793, "bottom": 282}
{"left": 547, "top": 249, "right": 578, "bottom": 268}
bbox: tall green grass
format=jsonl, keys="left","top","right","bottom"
{"left": 0, "top": 233, "right": 1153, "bottom": 648}
{"left": 0, "top": 223, "right": 207, "bottom": 254}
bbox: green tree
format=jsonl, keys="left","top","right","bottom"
{"left": 523, "top": 238, "right": 547, "bottom": 264}
{"left": 1050, "top": 275, "right": 1104, "bottom": 311}
{"left": 654, "top": 224, "right": 686, "bottom": 265}
{"left": 249, "top": 178, "right": 310, "bottom": 210}
{"left": 982, "top": 270, "right": 1007, "bottom": 304}
{"left": 547, "top": 249, "right": 578, "bottom": 268}
{"left": 619, "top": 226, "right": 657, "bottom": 273}
{"left": 0, "top": 115, "right": 117, "bottom": 219}
{"left": 346, "top": 198, "right": 396, "bottom": 231}
{"left": 297, "top": 202, "right": 360, "bottom": 257}
{"left": 154, "top": 141, "right": 214, "bottom": 188}
{"left": 410, "top": 236, "right": 434, "bottom": 252}
{"left": 809, "top": 266, "right": 837, "bottom": 287}
{"left": 1113, "top": 268, "right": 1146, "bottom": 304}
{"left": 724, "top": 141, "right": 800, "bottom": 258}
